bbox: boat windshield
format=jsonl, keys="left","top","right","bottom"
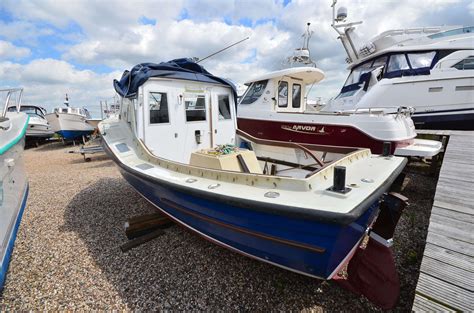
{"left": 337, "top": 50, "right": 437, "bottom": 98}
{"left": 428, "top": 26, "right": 474, "bottom": 39}
{"left": 342, "top": 56, "right": 387, "bottom": 87}
{"left": 7, "top": 106, "right": 45, "bottom": 118}
{"left": 240, "top": 80, "right": 268, "bottom": 105}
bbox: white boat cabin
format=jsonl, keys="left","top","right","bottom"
{"left": 125, "top": 78, "right": 237, "bottom": 163}
{"left": 53, "top": 106, "right": 91, "bottom": 119}
{"left": 239, "top": 67, "right": 325, "bottom": 114}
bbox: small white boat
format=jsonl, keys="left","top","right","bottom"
{"left": 45, "top": 95, "right": 94, "bottom": 140}
{"left": 100, "top": 59, "right": 408, "bottom": 280}
{"left": 8, "top": 105, "right": 54, "bottom": 140}
{"left": 0, "top": 88, "right": 28, "bottom": 291}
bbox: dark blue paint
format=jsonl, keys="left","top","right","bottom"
{"left": 57, "top": 130, "right": 92, "bottom": 140}
{"left": 413, "top": 112, "right": 474, "bottom": 130}
{"left": 119, "top": 169, "right": 379, "bottom": 279}
{"left": 0, "top": 185, "right": 28, "bottom": 292}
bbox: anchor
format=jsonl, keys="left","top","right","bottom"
{"left": 333, "top": 192, "right": 409, "bottom": 310}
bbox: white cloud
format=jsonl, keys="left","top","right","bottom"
{"left": 0, "top": 40, "right": 31, "bottom": 60}
{"left": 0, "top": 59, "right": 120, "bottom": 115}
{"left": 0, "top": 0, "right": 473, "bottom": 115}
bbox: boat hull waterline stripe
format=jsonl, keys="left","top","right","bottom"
{"left": 0, "top": 116, "right": 29, "bottom": 155}
{"left": 0, "top": 184, "right": 28, "bottom": 291}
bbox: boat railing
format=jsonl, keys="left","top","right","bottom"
{"left": 352, "top": 106, "right": 415, "bottom": 117}
{"left": 1, "top": 88, "right": 23, "bottom": 118}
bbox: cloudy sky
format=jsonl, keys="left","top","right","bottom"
{"left": 1, "top": 0, "right": 473, "bottom": 117}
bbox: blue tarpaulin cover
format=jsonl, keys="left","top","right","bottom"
{"left": 113, "top": 58, "right": 237, "bottom": 103}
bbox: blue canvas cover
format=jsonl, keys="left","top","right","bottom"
{"left": 113, "top": 58, "right": 237, "bottom": 104}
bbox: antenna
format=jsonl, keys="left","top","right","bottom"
{"left": 196, "top": 37, "right": 250, "bottom": 63}
{"left": 303, "top": 22, "right": 313, "bottom": 50}
{"left": 64, "top": 93, "right": 69, "bottom": 107}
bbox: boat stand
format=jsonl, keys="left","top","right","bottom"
{"left": 333, "top": 192, "right": 408, "bottom": 310}
{"left": 120, "top": 212, "right": 174, "bottom": 252}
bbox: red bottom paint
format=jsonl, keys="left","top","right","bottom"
{"left": 237, "top": 118, "right": 413, "bottom": 154}
{"left": 333, "top": 239, "right": 400, "bottom": 310}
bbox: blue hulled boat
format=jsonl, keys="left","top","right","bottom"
{"left": 1, "top": 88, "right": 29, "bottom": 291}
{"left": 100, "top": 59, "right": 407, "bottom": 279}
{"left": 45, "top": 95, "right": 94, "bottom": 140}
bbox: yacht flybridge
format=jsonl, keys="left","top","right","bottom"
{"left": 100, "top": 59, "right": 408, "bottom": 280}
{"left": 0, "top": 88, "right": 28, "bottom": 291}
{"left": 237, "top": 66, "right": 442, "bottom": 157}
{"left": 327, "top": 0, "right": 474, "bottom": 130}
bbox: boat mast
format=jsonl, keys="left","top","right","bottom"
{"left": 64, "top": 94, "right": 69, "bottom": 107}
{"left": 286, "top": 23, "right": 317, "bottom": 67}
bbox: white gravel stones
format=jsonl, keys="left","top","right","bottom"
{"left": 0, "top": 143, "right": 437, "bottom": 311}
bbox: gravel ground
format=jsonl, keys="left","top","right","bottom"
{"left": 0, "top": 142, "right": 438, "bottom": 311}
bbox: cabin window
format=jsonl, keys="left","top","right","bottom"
{"left": 453, "top": 56, "right": 474, "bottom": 70}
{"left": 387, "top": 54, "right": 410, "bottom": 73}
{"left": 240, "top": 80, "right": 267, "bottom": 104}
{"left": 185, "top": 94, "right": 206, "bottom": 122}
{"left": 407, "top": 52, "right": 436, "bottom": 69}
{"left": 218, "top": 95, "right": 231, "bottom": 120}
{"left": 428, "top": 26, "right": 474, "bottom": 39}
{"left": 61, "top": 108, "right": 68, "bottom": 113}
{"left": 371, "top": 56, "right": 388, "bottom": 69}
{"left": 278, "top": 81, "right": 288, "bottom": 107}
{"left": 149, "top": 92, "right": 169, "bottom": 124}
{"left": 292, "top": 84, "right": 301, "bottom": 108}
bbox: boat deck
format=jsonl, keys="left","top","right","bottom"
{"left": 412, "top": 130, "right": 474, "bottom": 312}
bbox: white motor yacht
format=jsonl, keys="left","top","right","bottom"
{"left": 9, "top": 105, "right": 54, "bottom": 141}
{"left": 325, "top": 1, "right": 474, "bottom": 130}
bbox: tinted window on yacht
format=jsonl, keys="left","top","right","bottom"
{"left": 387, "top": 54, "right": 410, "bottom": 72}
{"left": 343, "top": 62, "right": 373, "bottom": 86}
{"left": 453, "top": 56, "right": 474, "bottom": 70}
{"left": 407, "top": 52, "right": 436, "bottom": 69}
{"left": 185, "top": 94, "right": 206, "bottom": 122}
{"left": 149, "top": 92, "right": 169, "bottom": 124}
{"left": 372, "top": 56, "right": 388, "bottom": 68}
{"left": 218, "top": 95, "right": 231, "bottom": 120}
{"left": 278, "top": 81, "right": 288, "bottom": 107}
{"left": 240, "top": 80, "right": 268, "bottom": 104}
{"left": 428, "top": 26, "right": 474, "bottom": 39}
{"left": 292, "top": 84, "right": 301, "bottom": 108}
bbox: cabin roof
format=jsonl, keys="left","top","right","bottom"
{"left": 114, "top": 58, "right": 237, "bottom": 99}
{"left": 244, "top": 67, "right": 325, "bottom": 85}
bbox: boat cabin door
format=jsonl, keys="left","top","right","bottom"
{"left": 275, "top": 78, "right": 304, "bottom": 113}
{"left": 210, "top": 87, "right": 236, "bottom": 146}
{"left": 182, "top": 90, "right": 212, "bottom": 152}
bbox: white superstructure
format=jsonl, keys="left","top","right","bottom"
{"left": 45, "top": 95, "right": 94, "bottom": 140}
{"left": 325, "top": 1, "right": 474, "bottom": 130}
